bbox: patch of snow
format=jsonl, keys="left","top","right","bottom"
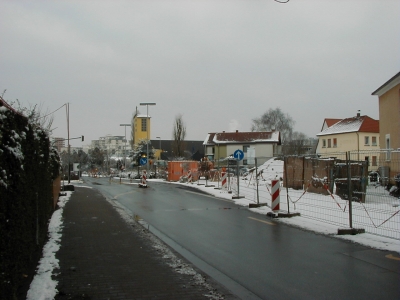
{"left": 26, "top": 192, "right": 72, "bottom": 300}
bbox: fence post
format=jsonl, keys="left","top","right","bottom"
{"left": 237, "top": 159, "right": 240, "bottom": 197}
{"left": 346, "top": 151, "right": 353, "bottom": 228}
{"left": 255, "top": 158, "right": 259, "bottom": 205}
{"left": 284, "top": 156, "right": 290, "bottom": 214}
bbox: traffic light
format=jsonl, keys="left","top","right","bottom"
{"left": 81, "top": 135, "right": 84, "bottom": 141}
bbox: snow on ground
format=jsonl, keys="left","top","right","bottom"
{"left": 163, "top": 158, "right": 400, "bottom": 253}
{"left": 26, "top": 191, "right": 73, "bottom": 300}
{"left": 167, "top": 179, "right": 400, "bottom": 253}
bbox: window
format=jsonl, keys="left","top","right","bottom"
{"left": 243, "top": 145, "right": 250, "bottom": 153}
{"left": 328, "top": 139, "right": 331, "bottom": 148}
{"left": 333, "top": 138, "right": 337, "bottom": 148}
{"left": 364, "top": 136, "right": 369, "bottom": 145}
{"left": 322, "top": 139, "right": 326, "bottom": 148}
{"left": 141, "top": 118, "right": 147, "bottom": 131}
{"left": 372, "top": 156, "right": 377, "bottom": 166}
{"left": 372, "top": 136, "right": 377, "bottom": 146}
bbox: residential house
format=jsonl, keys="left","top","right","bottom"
{"left": 372, "top": 71, "right": 400, "bottom": 182}
{"left": 316, "top": 113, "right": 380, "bottom": 168}
{"left": 203, "top": 130, "right": 281, "bottom": 167}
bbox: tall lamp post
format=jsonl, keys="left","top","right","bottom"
{"left": 120, "top": 124, "right": 131, "bottom": 170}
{"left": 66, "top": 103, "right": 70, "bottom": 183}
{"left": 140, "top": 103, "right": 156, "bottom": 171}
{"left": 156, "top": 136, "right": 161, "bottom": 177}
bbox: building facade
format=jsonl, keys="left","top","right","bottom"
{"left": 133, "top": 114, "right": 151, "bottom": 145}
{"left": 203, "top": 130, "right": 281, "bottom": 166}
{"left": 316, "top": 113, "right": 379, "bottom": 153}
{"left": 372, "top": 71, "right": 400, "bottom": 181}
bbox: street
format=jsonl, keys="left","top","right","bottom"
{"left": 83, "top": 176, "right": 400, "bottom": 300}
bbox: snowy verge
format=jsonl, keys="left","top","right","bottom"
{"left": 26, "top": 191, "right": 73, "bottom": 300}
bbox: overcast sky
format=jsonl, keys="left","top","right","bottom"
{"left": 1, "top": 0, "right": 399, "bottom": 147}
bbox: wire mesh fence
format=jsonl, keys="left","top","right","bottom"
{"left": 197, "top": 151, "right": 400, "bottom": 240}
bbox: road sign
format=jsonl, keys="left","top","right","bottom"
{"left": 140, "top": 157, "right": 148, "bottom": 166}
{"left": 233, "top": 149, "right": 244, "bottom": 161}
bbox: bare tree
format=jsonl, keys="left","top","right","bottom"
{"left": 172, "top": 114, "right": 186, "bottom": 158}
{"left": 6, "top": 99, "right": 54, "bottom": 134}
{"left": 251, "top": 107, "right": 295, "bottom": 143}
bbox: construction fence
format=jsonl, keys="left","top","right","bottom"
{"left": 184, "top": 150, "right": 400, "bottom": 240}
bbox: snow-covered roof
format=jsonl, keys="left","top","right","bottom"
{"left": 204, "top": 131, "right": 281, "bottom": 145}
{"left": 317, "top": 115, "right": 379, "bottom": 136}
{"left": 136, "top": 114, "right": 150, "bottom": 118}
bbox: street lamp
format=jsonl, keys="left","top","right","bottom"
{"left": 140, "top": 102, "right": 156, "bottom": 171}
{"left": 120, "top": 124, "right": 131, "bottom": 170}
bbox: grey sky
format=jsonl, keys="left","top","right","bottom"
{"left": 1, "top": 0, "right": 399, "bottom": 147}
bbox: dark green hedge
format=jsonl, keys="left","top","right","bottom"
{"left": 0, "top": 104, "right": 61, "bottom": 300}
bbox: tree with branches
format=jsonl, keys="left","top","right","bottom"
{"left": 172, "top": 114, "right": 186, "bottom": 158}
{"left": 251, "top": 107, "right": 295, "bottom": 144}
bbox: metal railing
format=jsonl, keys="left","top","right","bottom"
{"left": 198, "top": 151, "right": 400, "bottom": 240}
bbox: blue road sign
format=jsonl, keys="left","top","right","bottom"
{"left": 233, "top": 149, "right": 244, "bottom": 161}
{"left": 140, "top": 157, "right": 148, "bottom": 166}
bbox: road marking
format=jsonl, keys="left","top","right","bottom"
{"left": 114, "top": 191, "right": 137, "bottom": 199}
{"left": 385, "top": 254, "right": 400, "bottom": 261}
{"left": 248, "top": 217, "right": 275, "bottom": 226}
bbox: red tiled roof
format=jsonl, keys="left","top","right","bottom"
{"left": 317, "top": 115, "right": 379, "bottom": 136}
{"left": 325, "top": 119, "right": 341, "bottom": 127}
{"left": 359, "top": 116, "right": 379, "bottom": 133}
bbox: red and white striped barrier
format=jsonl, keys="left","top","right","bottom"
{"left": 187, "top": 170, "right": 192, "bottom": 183}
{"left": 271, "top": 180, "right": 280, "bottom": 211}
{"left": 139, "top": 170, "right": 147, "bottom": 188}
{"left": 221, "top": 172, "right": 227, "bottom": 190}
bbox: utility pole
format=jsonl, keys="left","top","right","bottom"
{"left": 67, "top": 103, "right": 70, "bottom": 184}
{"left": 120, "top": 124, "right": 131, "bottom": 170}
{"left": 140, "top": 103, "right": 156, "bottom": 172}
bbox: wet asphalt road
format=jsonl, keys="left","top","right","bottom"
{"left": 83, "top": 177, "right": 400, "bottom": 300}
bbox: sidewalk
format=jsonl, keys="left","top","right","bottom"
{"left": 54, "top": 185, "right": 238, "bottom": 300}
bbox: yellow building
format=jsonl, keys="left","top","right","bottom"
{"left": 133, "top": 114, "right": 151, "bottom": 145}
{"left": 372, "top": 71, "right": 400, "bottom": 182}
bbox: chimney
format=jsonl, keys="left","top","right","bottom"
{"left": 236, "top": 130, "right": 238, "bottom": 133}
{"left": 357, "top": 110, "right": 360, "bottom": 117}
